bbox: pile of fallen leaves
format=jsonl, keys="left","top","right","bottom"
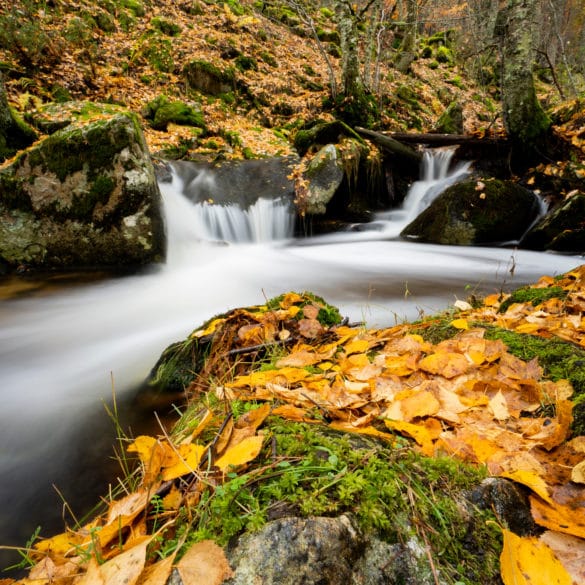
{"left": 6, "top": 268, "right": 585, "bottom": 584}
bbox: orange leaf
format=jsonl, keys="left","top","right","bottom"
{"left": 530, "top": 496, "right": 585, "bottom": 539}
{"left": 214, "top": 434, "right": 265, "bottom": 471}
{"left": 500, "top": 528, "right": 572, "bottom": 585}
{"left": 384, "top": 419, "right": 436, "bottom": 456}
{"left": 418, "top": 351, "right": 470, "bottom": 378}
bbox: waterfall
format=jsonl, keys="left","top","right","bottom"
{"left": 374, "top": 148, "right": 471, "bottom": 236}
{"left": 159, "top": 164, "right": 295, "bottom": 252}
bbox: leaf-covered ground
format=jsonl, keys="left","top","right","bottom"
{"left": 6, "top": 264, "right": 585, "bottom": 584}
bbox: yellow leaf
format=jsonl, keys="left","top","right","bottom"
{"left": 418, "top": 351, "right": 470, "bottom": 378}
{"left": 571, "top": 460, "right": 585, "bottom": 484}
{"left": 500, "top": 528, "right": 572, "bottom": 585}
{"left": 499, "top": 470, "right": 553, "bottom": 504}
{"left": 489, "top": 390, "right": 510, "bottom": 421}
{"left": 384, "top": 419, "right": 436, "bottom": 456}
{"left": 450, "top": 318, "right": 469, "bottom": 330}
{"left": 214, "top": 434, "right": 265, "bottom": 471}
{"left": 162, "top": 443, "right": 206, "bottom": 480}
{"left": 192, "top": 317, "right": 225, "bottom": 338}
{"left": 34, "top": 530, "right": 84, "bottom": 556}
{"left": 344, "top": 339, "right": 370, "bottom": 355}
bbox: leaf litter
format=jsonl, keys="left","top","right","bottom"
{"left": 5, "top": 271, "right": 585, "bottom": 585}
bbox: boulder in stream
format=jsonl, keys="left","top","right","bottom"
{"left": 401, "top": 177, "right": 541, "bottom": 245}
{"left": 0, "top": 101, "right": 165, "bottom": 271}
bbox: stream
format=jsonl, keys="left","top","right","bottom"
{"left": 0, "top": 151, "right": 581, "bottom": 571}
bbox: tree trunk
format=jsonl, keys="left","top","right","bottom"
{"left": 335, "top": 0, "right": 363, "bottom": 98}
{"left": 495, "top": 0, "right": 551, "bottom": 159}
{"left": 0, "top": 74, "right": 37, "bottom": 162}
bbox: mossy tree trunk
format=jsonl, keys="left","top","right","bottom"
{"left": 333, "top": 0, "right": 379, "bottom": 127}
{"left": 0, "top": 73, "right": 37, "bottom": 162}
{"left": 495, "top": 0, "right": 551, "bottom": 163}
{"left": 394, "top": 0, "right": 418, "bottom": 73}
{"left": 335, "top": 0, "right": 363, "bottom": 99}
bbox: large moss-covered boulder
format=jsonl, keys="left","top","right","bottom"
{"left": 183, "top": 60, "right": 236, "bottom": 96}
{"left": 401, "top": 178, "right": 541, "bottom": 245}
{"left": 0, "top": 103, "right": 165, "bottom": 271}
{"left": 521, "top": 192, "right": 585, "bottom": 252}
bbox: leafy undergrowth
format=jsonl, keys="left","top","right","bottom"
{"left": 5, "top": 270, "right": 585, "bottom": 584}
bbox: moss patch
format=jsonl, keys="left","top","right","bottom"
{"left": 152, "top": 407, "right": 501, "bottom": 584}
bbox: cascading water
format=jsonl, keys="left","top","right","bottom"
{"left": 0, "top": 150, "right": 580, "bottom": 572}
{"left": 162, "top": 165, "right": 295, "bottom": 249}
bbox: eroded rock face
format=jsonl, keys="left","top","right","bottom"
{"left": 401, "top": 177, "right": 541, "bottom": 245}
{"left": 0, "top": 105, "right": 165, "bottom": 271}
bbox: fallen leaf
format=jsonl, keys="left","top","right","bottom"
{"left": 540, "top": 531, "right": 585, "bottom": 585}
{"left": 499, "top": 528, "right": 572, "bottom": 585}
{"left": 499, "top": 470, "right": 553, "bottom": 504}
{"left": 530, "top": 495, "right": 585, "bottom": 539}
{"left": 162, "top": 443, "right": 206, "bottom": 481}
{"left": 571, "top": 460, "right": 585, "bottom": 484}
{"left": 214, "top": 434, "right": 265, "bottom": 471}
{"left": 176, "top": 540, "right": 234, "bottom": 585}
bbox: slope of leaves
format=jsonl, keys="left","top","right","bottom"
{"left": 0, "top": 0, "right": 506, "bottom": 161}
{"left": 6, "top": 265, "right": 585, "bottom": 584}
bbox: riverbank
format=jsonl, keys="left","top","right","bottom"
{"left": 7, "top": 264, "right": 585, "bottom": 584}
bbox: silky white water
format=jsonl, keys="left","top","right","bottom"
{"left": 0, "top": 152, "right": 581, "bottom": 568}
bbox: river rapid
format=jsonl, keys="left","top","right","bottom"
{"left": 0, "top": 152, "right": 581, "bottom": 571}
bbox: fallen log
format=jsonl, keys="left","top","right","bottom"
{"left": 388, "top": 132, "right": 508, "bottom": 147}
{"left": 354, "top": 127, "right": 422, "bottom": 165}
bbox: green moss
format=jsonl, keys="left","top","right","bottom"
{"left": 234, "top": 55, "right": 257, "bottom": 72}
{"left": 150, "top": 16, "right": 181, "bottom": 37}
{"left": 140, "top": 35, "right": 174, "bottom": 72}
{"left": 118, "top": 0, "right": 145, "bottom": 17}
{"left": 483, "top": 327, "right": 585, "bottom": 435}
{"left": 436, "top": 45, "right": 454, "bottom": 64}
{"left": 145, "top": 96, "right": 206, "bottom": 131}
{"left": 265, "top": 291, "right": 342, "bottom": 326}
{"left": 157, "top": 412, "right": 500, "bottom": 583}
{"left": 498, "top": 285, "right": 567, "bottom": 313}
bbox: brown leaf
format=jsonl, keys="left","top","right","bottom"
{"left": 176, "top": 540, "right": 234, "bottom": 585}
{"left": 298, "top": 318, "right": 324, "bottom": 338}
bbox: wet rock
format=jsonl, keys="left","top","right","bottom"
{"left": 522, "top": 192, "right": 585, "bottom": 252}
{"left": 303, "top": 144, "right": 345, "bottom": 215}
{"left": 469, "top": 477, "right": 540, "bottom": 537}
{"left": 401, "top": 177, "right": 541, "bottom": 245}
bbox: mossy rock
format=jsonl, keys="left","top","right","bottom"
{"left": 0, "top": 75, "right": 37, "bottom": 162}
{"left": 143, "top": 95, "right": 206, "bottom": 131}
{"left": 25, "top": 100, "right": 127, "bottom": 134}
{"left": 148, "top": 398, "right": 502, "bottom": 583}
{"left": 183, "top": 59, "right": 236, "bottom": 96}
{"left": 150, "top": 16, "right": 181, "bottom": 37}
{"left": 0, "top": 108, "right": 165, "bottom": 271}
{"left": 434, "top": 101, "right": 463, "bottom": 134}
{"left": 402, "top": 178, "right": 541, "bottom": 245}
